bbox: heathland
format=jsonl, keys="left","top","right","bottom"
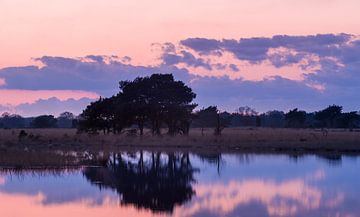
{"left": 0, "top": 127, "right": 359, "bottom": 169}
{"left": 1, "top": 127, "right": 360, "bottom": 152}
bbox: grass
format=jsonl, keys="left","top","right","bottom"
{"left": 0, "top": 127, "right": 359, "bottom": 152}
{"left": 0, "top": 127, "right": 359, "bottom": 168}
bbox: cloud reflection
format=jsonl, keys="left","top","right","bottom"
{"left": 174, "top": 179, "right": 322, "bottom": 217}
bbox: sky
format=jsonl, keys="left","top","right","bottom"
{"left": 0, "top": 0, "right": 360, "bottom": 116}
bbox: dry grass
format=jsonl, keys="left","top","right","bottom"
{"left": 0, "top": 127, "right": 359, "bottom": 153}
{"left": 0, "top": 127, "right": 359, "bottom": 168}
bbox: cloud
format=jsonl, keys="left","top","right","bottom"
{"left": 180, "top": 34, "right": 352, "bottom": 63}
{"left": 0, "top": 56, "right": 193, "bottom": 96}
{"left": 0, "top": 89, "right": 98, "bottom": 106}
{"left": 191, "top": 75, "right": 329, "bottom": 112}
{"left": 174, "top": 179, "right": 323, "bottom": 217}
{"left": 1, "top": 33, "right": 360, "bottom": 115}
{"left": 0, "top": 97, "right": 95, "bottom": 117}
{"left": 180, "top": 38, "right": 222, "bottom": 55}
{"left": 162, "top": 51, "right": 212, "bottom": 70}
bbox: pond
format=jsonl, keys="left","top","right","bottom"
{"left": 0, "top": 152, "right": 359, "bottom": 217}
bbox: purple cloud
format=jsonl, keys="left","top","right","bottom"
{"left": 0, "top": 97, "right": 94, "bottom": 117}
{"left": 180, "top": 34, "right": 353, "bottom": 64}
{"left": 163, "top": 51, "right": 212, "bottom": 70}
{"left": 1, "top": 33, "right": 360, "bottom": 115}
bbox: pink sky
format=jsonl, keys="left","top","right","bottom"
{"left": 0, "top": 0, "right": 359, "bottom": 68}
{"left": 0, "top": 0, "right": 360, "bottom": 115}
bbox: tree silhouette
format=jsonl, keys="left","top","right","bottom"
{"left": 338, "top": 112, "right": 360, "bottom": 130}
{"left": 120, "top": 74, "right": 196, "bottom": 135}
{"left": 31, "top": 115, "right": 57, "bottom": 128}
{"left": 0, "top": 113, "right": 25, "bottom": 128}
{"left": 80, "top": 74, "right": 196, "bottom": 135}
{"left": 79, "top": 96, "right": 133, "bottom": 134}
{"left": 57, "top": 112, "right": 76, "bottom": 128}
{"left": 285, "top": 108, "right": 307, "bottom": 128}
{"left": 315, "top": 105, "right": 343, "bottom": 128}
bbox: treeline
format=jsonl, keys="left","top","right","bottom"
{"left": 1, "top": 74, "right": 359, "bottom": 133}
{"left": 2, "top": 105, "right": 359, "bottom": 132}
{"left": 0, "top": 112, "right": 77, "bottom": 129}
{"left": 195, "top": 105, "right": 360, "bottom": 130}
{"left": 77, "top": 74, "right": 360, "bottom": 136}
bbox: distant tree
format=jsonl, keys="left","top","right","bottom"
{"left": 338, "top": 112, "right": 360, "bottom": 130}
{"left": 260, "top": 110, "right": 285, "bottom": 128}
{"left": 57, "top": 112, "right": 76, "bottom": 128}
{"left": 215, "top": 112, "right": 231, "bottom": 136}
{"left": 232, "top": 107, "right": 258, "bottom": 127}
{"left": 315, "top": 105, "right": 343, "bottom": 128}
{"left": 0, "top": 113, "right": 25, "bottom": 128}
{"left": 194, "top": 106, "right": 218, "bottom": 136}
{"left": 59, "top": 112, "right": 75, "bottom": 119}
{"left": 256, "top": 116, "right": 261, "bottom": 127}
{"left": 193, "top": 106, "right": 229, "bottom": 136}
{"left": 285, "top": 108, "right": 307, "bottom": 128}
{"left": 236, "top": 106, "right": 258, "bottom": 116}
{"left": 31, "top": 115, "right": 57, "bottom": 128}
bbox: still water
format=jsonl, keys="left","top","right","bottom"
{"left": 0, "top": 152, "right": 359, "bottom": 217}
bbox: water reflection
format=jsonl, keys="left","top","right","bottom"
{"left": 83, "top": 152, "right": 197, "bottom": 213}
{"left": 0, "top": 152, "right": 359, "bottom": 217}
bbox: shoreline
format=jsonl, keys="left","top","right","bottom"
{"left": 0, "top": 128, "right": 359, "bottom": 153}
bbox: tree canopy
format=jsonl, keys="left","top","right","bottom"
{"left": 79, "top": 74, "right": 197, "bottom": 135}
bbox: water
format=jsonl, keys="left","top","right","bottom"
{"left": 0, "top": 152, "right": 359, "bottom": 217}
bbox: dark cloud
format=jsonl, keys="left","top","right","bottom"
{"left": 0, "top": 56, "right": 193, "bottom": 96}
{"left": 0, "top": 97, "right": 95, "bottom": 117}
{"left": 1, "top": 33, "right": 360, "bottom": 114}
{"left": 180, "top": 38, "right": 221, "bottom": 55}
{"left": 85, "top": 55, "right": 104, "bottom": 63}
{"left": 229, "top": 64, "right": 239, "bottom": 72}
{"left": 222, "top": 38, "right": 273, "bottom": 63}
{"left": 191, "top": 75, "right": 328, "bottom": 112}
{"left": 163, "top": 51, "right": 212, "bottom": 70}
{"left": 268, "top": 52, "right": 306, "bottom": 68}
{"left": 180, "top": 34, "right": 353, "bottom": 64}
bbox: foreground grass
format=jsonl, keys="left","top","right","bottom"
{"left": 0, "top": 127, "right": 359, "bottom": 168}
{"left": 0, "top": 127, "right": 359, "bottom": 153}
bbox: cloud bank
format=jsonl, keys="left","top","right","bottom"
{"left": 0, "top": 34, "right": 359, "bottom": 116}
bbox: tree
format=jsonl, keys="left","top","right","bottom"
{"left": 194, "top": 106, "right": 218, "bottom": 136}
{"left": 0, "top": 113, "right": 25, "bottom": 128}
{"left": 338, "top": 112, "right": 360, "bottom": 129}
{"left": 119, "top": 74, "right": 196, "bottom": 136}
{"left": 260, "top": 110, "right": 285, "bottom": 128}
{"left": 79, "top": 74, "right": 197, "bottom": 136}
{"left": 315, "top": 105, "right": 343, "bottom": 128}
{"left": 79, "top": 96, "right": 133, "bottom": 134}
{"left": 193, "top": 106, "right": 228, "bottom": 136}
{"left": 236, "top": 106, "right": 258, "bottom": 116}
{"left": 285, "top": 108, "right": 307, "bottom": 128}
{"left": 57, "top": 112, "right": 76, "bottom": 128}
{"left": 31, "top": 115, "right": 57, "bottom": 128}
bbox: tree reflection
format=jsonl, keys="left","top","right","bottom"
{"left": 196, "top": 153, "right": 223, "bottom": 175}
{"left": 83, "top": 151, "right": 197, "bottom": 213}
